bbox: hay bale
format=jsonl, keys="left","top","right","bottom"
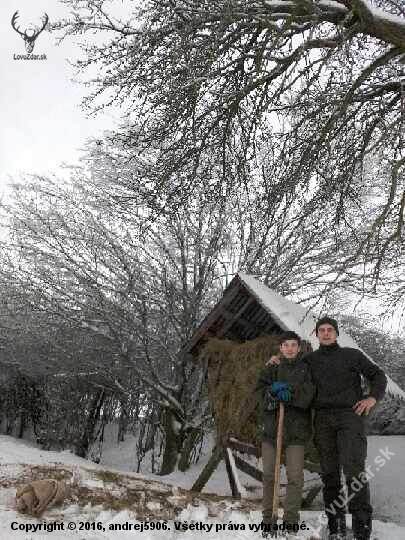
{"left": 200, "top": 334, "right": 281, "bottom": 445}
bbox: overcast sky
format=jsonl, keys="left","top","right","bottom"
{"left": 0, "top": 0, "right": 119, "bottom": 190}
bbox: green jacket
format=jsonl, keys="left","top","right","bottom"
{"left": 256, "top": 354, "right": 315, "bottom": 446}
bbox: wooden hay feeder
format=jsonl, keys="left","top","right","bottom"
{"left": 183, "top": 273, "right": 322, "bottom": 503}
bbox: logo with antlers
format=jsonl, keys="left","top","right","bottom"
{"left": 11, "top": 11, "right": 49, "bottom": 53}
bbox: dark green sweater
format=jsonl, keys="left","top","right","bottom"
{"left": 256, "top": 355, "right": 315, "bottom": 446}
{"left": 304, "top": 342, "right": 387, "bottom": 409}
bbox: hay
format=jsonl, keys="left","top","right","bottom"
{"left": 200, "top": 334, "right": 281, "bottom": 445}
{"left": 200, "top": 335, "right": 320, "bottom": 464}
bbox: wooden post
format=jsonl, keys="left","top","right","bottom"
{"left": 191, "top": 445, "right": 224, "bottom": 492}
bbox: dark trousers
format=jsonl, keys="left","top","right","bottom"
{"left": 314, "top": 409, "right": 372, "bottom": 520}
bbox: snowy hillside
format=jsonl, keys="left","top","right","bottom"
{"left": 0, "top": 433, "right": 405, "bottom": 539}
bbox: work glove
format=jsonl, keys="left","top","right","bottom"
{"left": 277, "top": 388, "right": 292, "bottom": 402}
{"left": 270, "top": 382, "right": 290, "bottom": 394}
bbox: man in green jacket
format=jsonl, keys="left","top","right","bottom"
{"left": 256, "top": 331, "right": 315, "bottom": 538}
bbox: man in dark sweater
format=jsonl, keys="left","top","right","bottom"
{"left": 307, "top": 317, "right": 386, "bottom": 540}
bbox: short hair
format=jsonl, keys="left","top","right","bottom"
{"left": 279, "top": 331, "right": 301, "bottom": 345}
{"left": 315, "top": 316, "right": 339, "bottom": 336}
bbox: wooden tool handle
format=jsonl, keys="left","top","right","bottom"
{"left": 272, "top": 401, "right": 285, "bottom": 520}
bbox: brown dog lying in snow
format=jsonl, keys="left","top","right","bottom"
{"left": 16, "top": 479, "right": 69, "bottom": 516}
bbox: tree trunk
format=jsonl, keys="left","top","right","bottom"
{"left": 75, "top": 389, "right": 106, "bottom": 458}
{"left": 159, "top": 407, "right": 181, "bottom": 475}
{"left": 178, "top": 428, "right": 200, "bottom": 472}
{"left": 18, "top": 411, "right": 26, "bottom": 439}
{"left": 117, "top": 401, "right": 128, "bottom": 443}
{"left": 144, "top": 420, "right": 158, "bottom": 452}
{"left": 6, "top": 415, "right": 14, "bottom": 435}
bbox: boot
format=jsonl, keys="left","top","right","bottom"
{"left": 352, "top": 511, "right": 372, "bottom": 540}
{"left": 261, "top": 530, "right": 278, "bottom": 538}
{"left": 327, "top": 513, "right": 347, "bottom": 539}
{"left": 261, "top": 521, "right": 278, "bottom": 538}
{"left": 283, "top": 512, "right": 299, "bottom": 537}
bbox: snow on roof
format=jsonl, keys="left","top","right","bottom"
{"left": 238, "top": 272, "right": 405, "bottom": 399}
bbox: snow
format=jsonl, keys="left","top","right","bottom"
{"left": 237, "top": 272, "right": 405, "bottom": 399}
{"left": 317, "top": 0, "right": 348, "bottom": 13}
{"left": 367, "top": 4, "right": 405, "bottom": 30}
{"left": 263, "top": 0, "right": 405, "bottom": 31}
{"left": 0, "top": 433, "right": 405, "bottom": 539}
{"left": 368, "top": 436, "right": 405, "bottom": 526}
{"left": 99, "top": 428, "right": 405, "bottom": 525}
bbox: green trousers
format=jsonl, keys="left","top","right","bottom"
{"left": 262, "top": 441, "right": 305, "bottom": 525}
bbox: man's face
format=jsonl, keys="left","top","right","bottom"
{"left": 280, "top": 339, "right": 300, "bottom": 358}
{"left": 317, "top": 323, "right": 338, "bottom": 345}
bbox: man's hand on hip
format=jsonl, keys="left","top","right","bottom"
{"left": 353, "top": 397, "right": 377, "bottom": 416}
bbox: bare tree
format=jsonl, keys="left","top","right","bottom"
{"left": 0, "top": 140, "right": 355, "bottom": 469}
{"left": 54, "top": 0, "right": 405, "bottom": 302}
{"left": 1, "top": 172, "right": 230, "bottom": 471}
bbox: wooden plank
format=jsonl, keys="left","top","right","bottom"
{"left": 217, "top": 296, "right": 255, "bottom": 337}
{"left": 233, "top": 454, "right": 263, "bottom": 482}
{"left": 264, "top": 318, "right": 282, "bottom": 334}
{"left": 224, "top": 448, "right": 242, "bottom": 498}
{"left": 232, "top": 316, "right": 261, "bottom": 340}
{"left": 302, "top": 483, "right": 323, "bottom": 508}
{"left": 240, "top": 326, "right": 258, "bottom": 340}
{"left": 304, "top": 460, "right": 321, "bottom": 474}
{"left": 191, "top": 445, "right": 224, "bottom": 492}
{"left": 227, "top": 293, "right": 247, "bottom": 313}
{"left": 237, "top": 314, "right": 259, "bottom": 334}
{"left": 248, "top": 304, "right": 264, "bottom": 324}
{"left": 232, "top": 454, "right": 320, "bottom": 500}
{"left": 184, "top": 282, "right": 242, "bottom": 355}
{"left": 229, "top": 438, "right": 260, "bottom": 457}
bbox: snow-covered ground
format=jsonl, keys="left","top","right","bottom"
{"left": 0, "top": 432, "right": 404, "bottom": 539}
{"left": 100, "top": 427, "right": 405, "bottom": 525}
{"left": 367, "top": 436, "right": 405, "bottom": 526}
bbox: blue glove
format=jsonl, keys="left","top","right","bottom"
{"left": 271, "top": 382, "right": 290, "bottom": 394}
{"left": 277, "top": 388, "right": 292, "bottom": 401}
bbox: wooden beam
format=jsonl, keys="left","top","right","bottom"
{"left": 233, "top": 454, "right": 263, "bottom": 483}
{"left": 217, "top": 296, "right": 255, "bottom": 338}
{"left": 248, "top": 305, "right": 266, "bottom": 325}
{"left": 191, "top": 445, "right": 223, "bottom": 492}
{"left": 262, "top": 314, "right": 282, "bottom": 332}
{"left": 238, "top": 314, "right": 260, "bottom": 334}
{"left": 229, "top": 438, "right": 260, "bottom": 458}
{"left": 302, "top": 483, "right": 323, "bottom": 508}
{"left": 224, "top": 448, "right": 243, "bottom": 498}
{"left": 304, "top": 460, "right": 321, "bottom": 474}
{"left": 183, "top": 282, "right": 242, "bottom": 355}
{"left": 222, "top": 310, "right": 258, "bottom": 335}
